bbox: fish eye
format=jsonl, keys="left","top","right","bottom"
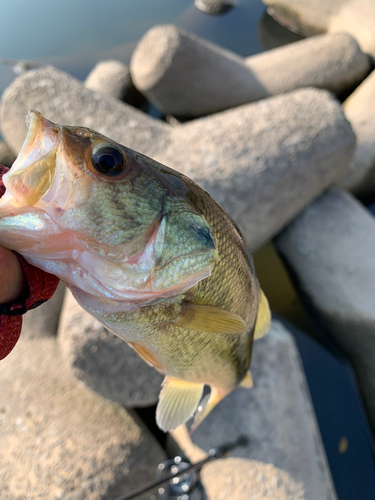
{"left": 91, "top": 145, "right": 126, "bottom": 176}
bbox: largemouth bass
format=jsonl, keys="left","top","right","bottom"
{"left": 0, "top": 111, "right": 270, "bottom": 431}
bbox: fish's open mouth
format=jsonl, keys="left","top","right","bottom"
{"left": 2, "top": 110, "right": 61, "bottom": 206}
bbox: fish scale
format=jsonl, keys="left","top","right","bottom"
{"left": 0, "top": 111, "right": 270, "bottom": 431}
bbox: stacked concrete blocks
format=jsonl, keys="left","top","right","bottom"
{"left": 0, "top": 67, "right": 356, "bottom": 253}
{"left": 263, "top": 0, "right": 375, "bottom": 59}
{"left": 0, "top": 336, "right": 166, "bottom": 500}
{"left": 85, "top": 59, "right": 146, "bottom": 108}
{"left": 275, "top": 190, "right": 375, "bottom": 435}
{"left": 337, "top": 70, "right": 375, "bottom": 200}
{"left": 130, "top": 26, "right": 369, "bottom": 118}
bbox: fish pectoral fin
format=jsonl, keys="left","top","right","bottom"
{"left": 173, "top": 304, "right": 247, "bottom": 334}
{"left": 239, "top": 370, "right": 253, "bottom": 389}
{"left": 191, "top": 386, "right": 226, "bottom": 433}
{"left": 254, "top": 288, "right": 271, "bottom": 339}
{"left": 156, "top": 377, "right": 204, "bottom": 432}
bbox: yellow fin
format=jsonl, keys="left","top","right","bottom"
{"left": 239, "top": 371, "right": 253, "bottom": 389}
{"left": 173, "top": 303, "right": 246, "bottom": 334}
{"left": 254, "top": 288, "right": 271, "bottom": 339}
{"left": 191, "top": 386, "right": 226, "bottom": 433}
{"left": 156, "top": 377, "right": 204, "bottom": 432}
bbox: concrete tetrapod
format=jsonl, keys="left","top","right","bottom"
{"left": 85, "top": 59, "right": 146, "bottom": 108}
{"left": 170, "top": 321, "right": 337, "bottom": 500}
{"left": 337, "top": 70, "right": 375, "bottom": 201}
{"left": 130, "top": 25, "right": 369, "bottom": 117}
{"left": 275, "top": 189, "right": 375, "bottom": 434}
{"left": 263, "top": 0, "right": 375, "bottom": 59}
{"left": 0, "top": 336, "right": 166, "bottom": 500}
{"left": 0, "top": 66, "right": 356, "bottom": 253}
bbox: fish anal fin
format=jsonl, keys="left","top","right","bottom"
{"left": 156, "top": 376, "right": 204, "bottom": 432}
{"left": 239, "top": 370, "right": 253, "bottom": 389}
{"left": 130, "top": 343, "right": 165, "bottom": 372}
{"left": 173, "top": 303, "right": 246, "bottom": 334}
{"left": 191, "top": 386, "right": 226, "bottom": 433}
{"left": 254, "top": 288, "right": 271, "bottom": 340}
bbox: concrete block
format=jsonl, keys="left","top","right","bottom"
{"left": 85, "top": 59, "right": 146, "bottom": 108}
{"left": 0, "top": 66, "right": 356, "bottom": 252}
{"left": 201, "top": 458, "right": 305, "bottom": 500}
{"left": 0, "top": 140, "right": 16, "bottom": 167}
{"left": 170, "top": 321, "right": 336, "bottom": 500}
{"left": 337, "top": 70, "right": 375, "bottom": 200}
{"left": 194, "top": 0, "right": 236, "bottom": 15}
{"left": 58, "top": 290, "right": 163, "bottom": 408}
{"left": 264, "top": 0, "right": 375, "bottom": 59}
{"left": 275, "top": 189, "right": 375, "bottom": 434}
{"left": 130, "top": 25, "right": 369, "bottom": 117}
{"left": 0, "top": 336, "right": 166, "bottom": 500}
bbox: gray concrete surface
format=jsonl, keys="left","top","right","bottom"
{"left": 194, "top": 0, "right": 236, "bottom": 15}
{"left": 130, "top": 26, "right": 369, "bottom": 117}
{"left": 337, "top": 70, "right": 375, "bottom": 200}
{"left": 0, "top": 336, "right": 166, "bottom": 500}
{"left": 275, "top": 189, "right": 375, "bottom": 434}
{"left": 0, "top": 140, "right": 16, "bottom": 167}
{"left": 264, "top": 0, "right": 375, "bottom": 59}
{"left": 201, "top": 458, "right": 305, "bottom": 500}
{"left": 85, "top": 59, "right": 145, "bottom": 108}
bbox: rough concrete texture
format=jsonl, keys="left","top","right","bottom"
{"left": 130, "top": 26, "right": 369, "bottom": 117}
{"left": 264, "top": 0, "right": 375, "bottom": 58}
{"left": 0, "top": 140, "right": 16, "bottom": 167}
{"left": 171, "top": 321, "right": 336, "bottom": 500}
{"left": 201, "top": 458, "right": 305, "bottom": 500}
{"left": 85, "top": 60, "right": 145, "bottom": 108}
{"left": 0, "top": 336, "right": 166, "bottom": 500}
{"left": 58, "top": 290, "right": 163, "bottom": 408}
{"left": 194, "top": 0, "right": 236, "bottom": 15}
{"left": 337, "top": 70, "right": 375, "bottom": 200}
{"left": 21, "top": 281, "right": 66, "bottom": 339}
{"left": 0, "top": 66, "right": 356, "bottom": 252}
{"left": 275, "top": 189, "right": 375, "bottom": 435}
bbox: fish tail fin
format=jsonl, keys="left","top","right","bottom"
{"left": 190, "top": 386, "right": 227, "bottom": 434}
{"left": 156, "top": 376, "right": 204, "bottom": 432}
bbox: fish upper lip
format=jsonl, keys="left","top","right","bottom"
{"left": 0, "top": 110, "right": 62, "bottom": 208}
{"left": 12, "top": 110, "right": 61, "bottom": 172}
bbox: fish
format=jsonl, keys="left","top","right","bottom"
{"left": 0, "top": 110, "right": 270, "bottom": 431}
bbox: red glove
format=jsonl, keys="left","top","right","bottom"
{"left": 0, "top": 165, "right": 60, "bottom": 360}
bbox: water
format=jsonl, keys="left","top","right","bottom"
{"left": 0, "top": 0, "right": 301, "bottom": 98}
{"left": 0, "top": 1, "right": 374, "bottom": 497}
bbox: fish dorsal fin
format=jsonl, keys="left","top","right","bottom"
{"left": 239, "top": 370, "right": 253, "bottom": 388}
{"left": 173, "top": 303, "right": 247, "bottom": 334}
{"left": 254, "top": 288, "right": 271, "bottom": 340}
{"left": 156, "top": 377, "right": 204, "bottom": 432}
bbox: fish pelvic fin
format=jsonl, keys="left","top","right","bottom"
{"left": 173, "top": 303, "right": 247, "bottom": 334}
{"left": 190, "top": 386, "right": 227, "bottom": 434}
{"left": 254, "top": 288, "right": 271, "bottom": 340}
{"left": 156, "top": 376, "right": 204, "bottom": 432}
